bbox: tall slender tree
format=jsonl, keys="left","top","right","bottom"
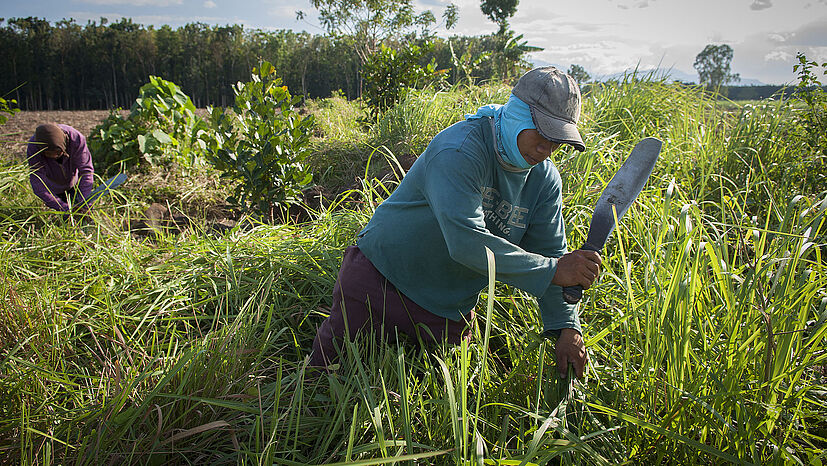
{"left": 567, "top": 64, "right": 590, "bottom": 84}
{"left": 297, "top": 0, "right": 449, "bottom": 63}
{"left": 694, "top": 44, "right": 740, "bottom": 91}
{"left": 480, "top": 0, "right": 519, "bottom": 34}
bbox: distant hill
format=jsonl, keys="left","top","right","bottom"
{"left": 527, "top": 58, "right": 769, "bottom": 86}
{"left": 596, "top": 69, "right": 767, "bottom": 86}
{"left": 736, "top": 78, "right": 768, "bottom": 86}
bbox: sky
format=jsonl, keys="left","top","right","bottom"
{"left": 2, "top": 0, "right": 826, "bottom": 85}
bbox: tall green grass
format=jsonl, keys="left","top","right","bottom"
{"left": 1, "top": 76, "right": 825, "bottom": 464}
{"left": 309, "top": 84, "right": 512, "bottom": 193}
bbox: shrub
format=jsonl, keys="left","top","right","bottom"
{"left": 305, "top": 89, "right": 366, "bottom": 142}
{"left": 361, "top": 42, "right": 445, "bottom": 121}
{"left": 89, "top": 76, "right": 206, "bottom": 174}
{"left": 791, "top": 52, "right": 827, "bottom": 159}
{"left": 202, "top": 61, "right": 315, "bottom": 222}
{"left": 0, "top": 95, "right": 18, "bottom": 125}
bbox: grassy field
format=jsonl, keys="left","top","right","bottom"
{"left": 1, "top": 76, "right": 826, "bottom": 465}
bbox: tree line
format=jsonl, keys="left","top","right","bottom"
{"left": 0, "top": 16, "right": 526, "bottom": 111}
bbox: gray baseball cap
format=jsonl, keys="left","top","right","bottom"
{"left": 512, "top": 66, "right": 585, "bottom": 152}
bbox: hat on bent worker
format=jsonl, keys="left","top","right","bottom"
{"left": 33, "top": 123, "right": 67, "bottom": 152}
{"left": 512, "top": 66, "right": 585, "bottom": 152}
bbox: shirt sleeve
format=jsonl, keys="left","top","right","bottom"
{"left": 519, "top": 171, "right": 581, "bottom": 334}
{"left": 421, "top": 148, "right": 558, "bottom": 298}
{"left": 27, "top": 142, "right": 69, "bottom": 211}
{"left": 68, "top": 130, "right": 95, "bottom": 210}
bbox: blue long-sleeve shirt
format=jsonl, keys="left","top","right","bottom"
{"left": 357, "top": 117, "right": 580, "bottom": 334}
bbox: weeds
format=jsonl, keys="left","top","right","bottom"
{"left": 1, "top": 75, "right": 825, "bottom": 464}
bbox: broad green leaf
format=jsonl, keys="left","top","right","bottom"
{"left": 152, "top": 129, "right": 173, "bottom": 145}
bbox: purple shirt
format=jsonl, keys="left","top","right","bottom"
{"left": 27, "top": 124, "right": 95, "bottom": 211}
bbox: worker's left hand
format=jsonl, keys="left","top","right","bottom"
{"left": 554, "top": 328, "right": 588, "bottom": 379}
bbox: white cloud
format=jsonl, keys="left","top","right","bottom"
{"left": 807, "top": 46, "right": 827, "bottom": 63}
{"left": 728, "top": 18, "right": 827, "bottom": 85}
{"left": 532, "top": 40, "right": 658, "bottom": 76}
{"left": 764, "top": 50, "right": 793, "bottom": 62}
{"left": 750, "top": 0, "right": 773, "bottom": 10}
{"left": 80, "top": 0, "right": 183, "bottom": 6}
{"left": 782, "top": 18, "right": 827, "bottom": 45}
{"left": 608, "top": 0, "right": 658, "bottom": 8}
{"left": 418, "top": 0, "right": 451, "bottom": 7}
{"left": 204, "top": 1, "right": 217, "bottom": 8}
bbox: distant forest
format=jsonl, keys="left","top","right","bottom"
{"left": 0, "top": 17, "right": 522, "bottom": 111}
{"left": 0, "top": 17, "right": 808, "bottom": 111}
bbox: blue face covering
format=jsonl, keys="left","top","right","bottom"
{"left": 466, "top": 94, "right": 536, "bottom": 169}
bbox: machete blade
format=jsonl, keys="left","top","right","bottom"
{"left": 584, "top": 137, "right": 661, "bottom": 250}
{"left": 563, "top": 137, "right": 662, "bottom": 304}
{"left": 81, "top": 173, "right": 128, "bottom": 208}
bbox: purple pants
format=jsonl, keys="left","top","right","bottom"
{"left": 310, "top": 246, "right": 473, "bottom": 367}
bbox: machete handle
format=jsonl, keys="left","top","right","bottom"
{"left": 561, "top": 243, "right": 601, "bottom": 305}
{"left": 562, "top": 285, "right": 582, "bottom": 304}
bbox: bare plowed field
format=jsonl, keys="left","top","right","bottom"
{"left": 1, "top": 110, "right": 130, "bottom": 159}
{"left": 1, "top": 109, "right": 209, "bottom": 159}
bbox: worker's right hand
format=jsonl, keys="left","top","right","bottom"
{"left": 551, "top": 249, "right": 602, "bottom": 289}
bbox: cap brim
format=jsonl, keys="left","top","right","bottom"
{"left": 529, "top": 107, "right": 585, "bottom": 152}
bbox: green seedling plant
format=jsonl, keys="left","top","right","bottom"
{"left": 790, "top": 52, "right": 827, "bottom": 194}
{"left": 792, "top": 52, "right": 827, "bottom": 152}
{"left": 203, "top": 61, "right": 315, "bottom": 223}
